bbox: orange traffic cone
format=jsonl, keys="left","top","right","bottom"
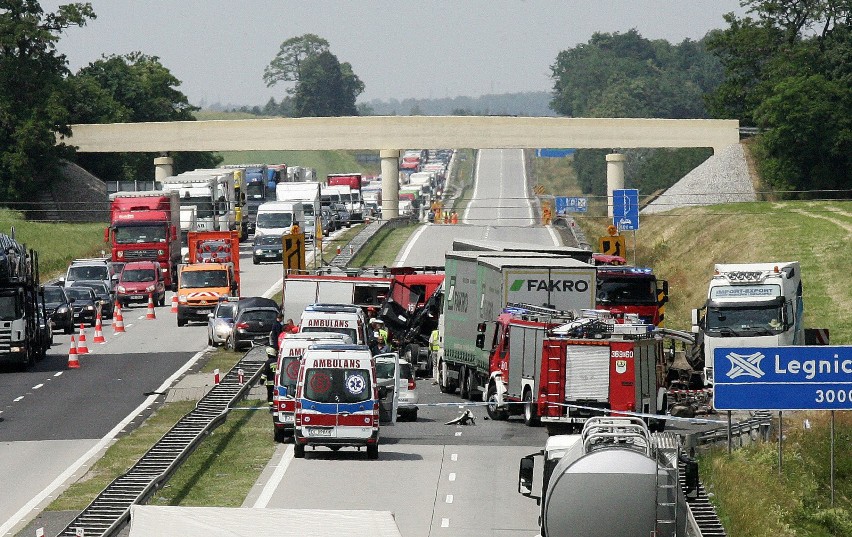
{"left": 113, "top": 301, "right": 126, "bottom": 333}
{"left": 146, "top": 293, "right": 157, "bottom": 320}
{"left": 170, "top": 294, "right": 178, "bottom": 314}
{"left": 93, "top": 311, "right": 106, "bottom": 344}
{"left": 77, "top": 324, "right": 90, "bottom": 355}
{"left": 67, "top": 336, "right": 80, "bottom": 369}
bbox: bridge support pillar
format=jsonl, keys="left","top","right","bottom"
{"left": 606, "top": 153, "right": 626, "bottom": 219}
{"left": 380, "top": 149, "right": 400, "bottom": 219}
{"left": 154, "top": 156, "right": 174, "bottom": 182}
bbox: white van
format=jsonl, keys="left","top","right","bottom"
{"left": 293, "top": 344, "right": 380, "bottom": 459}
{"left": 255, "top": 201, "right": 305, "bottom": 238}
{"left": 298, "top": 303, "right": 369, "bottom": 345}
{"left": 272, "top": 332, "right": 353, "bottom": 442}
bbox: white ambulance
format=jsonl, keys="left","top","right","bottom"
{"left": 293, "top": 344, "right": 380, "bottom": 459}
{"left": 298, "top": 303, "right": 369, "bottom": 345}
{"left": 272, "top": 332, "right": 353, "bottom": 442}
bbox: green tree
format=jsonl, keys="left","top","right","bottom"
{"left": 0, "top": 0, "right": 94, "bottom": 202}
{"left": 293, "top": 50, "right": 362, "bottom": 117}
{"left": 67, "top": 52, "right": 221, "bottom": 182}
{"left": 263, "top": 34, "right": 330, "bottom": 93}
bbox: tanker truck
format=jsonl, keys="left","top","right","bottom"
{"left": 518, "top": 417, "right": 695, "bottom": 537}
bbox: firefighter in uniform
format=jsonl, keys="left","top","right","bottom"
{"left": 259, "top": 346, "right": 278, "bottom": 407}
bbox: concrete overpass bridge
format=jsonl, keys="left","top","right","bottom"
{"left": 62, "top": 116, "right": 739, "bottom": 218}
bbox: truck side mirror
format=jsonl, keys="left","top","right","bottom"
{"left": 518, "top": 455, "right": 535, "bottom": 496}
{"left": 475, "top": 333, "right": 485, "bottom": 349}
{"left": 103, "top": 227, "right": 110, "bottom": 243}
{"left": 690, "top": 308, "right": 700, "bottom": 331}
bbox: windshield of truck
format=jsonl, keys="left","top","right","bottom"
{"left": 596, "top": 278, "right": 657, "bottom": 305}
{"left": 256, "top": 212, "right": 293, "bottom": 229}
{"left": 303, "top": 367, "right": 372, "bottom": 403}
{"left": 181, "top": 269, "right": 228, "bottom": 288}
{"left": 0, "top": 291, "right": 21, "bottom": 320}
{"left": 121, "top": 269, "right": 156, "bottom": 283}
{"left": 182, "top": 197, "right": 214, "bottom": 219}
{"left": 303, "top": 205, "right": 314, "bottom": 217}
{"left": 245, "top": 182, "right": 265, "bottom": 199}
{"left": 340, "top": 193, "right": 352, "bottom": 203}
{"left": 351, "top": 192, "right": 361, "bottom": 202}
{"left": 44, "top": 287, "right": 66, "bottom": 304}
{"left": 301, "top": 325, "right": 358, "bottom": 343}
{"left": 114, "top": 225, "right": 167, "bottom": 244}
{"left": 705, "top": 303, "right": 784, "bottom": 335}
{"left": 67, "top": 265, "right": 108, "bottom": 281}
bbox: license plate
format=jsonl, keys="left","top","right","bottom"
{"left": 283, "top": 414, "right": 294, "bottom": 423}
{"left": 196, "top": 309, "right": 210, "bottom": 315}
{"left": 132, "top": 295, "right": 144, "bottom": 299}
{"left": 308, "top": 427, "right": 332, "bottom": 437}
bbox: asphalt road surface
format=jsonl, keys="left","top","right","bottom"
{"left": 395, "top": 149, "right": 561, "bottom": 266}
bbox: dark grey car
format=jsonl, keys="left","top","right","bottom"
{"left": 44, "top": 285, "right": 74, "bottom": 334}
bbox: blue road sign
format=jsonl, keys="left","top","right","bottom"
{"left": 713, "top": 346, "right": 852, "bottom": 410}
{"left": 555, "top": 196, "right": 587, "bottom": 214}
{"left": 612, "top": 188, "right": 639, "bottom": 230}
{"left": 535, "top": 148, "right": 576, "bottom": 158}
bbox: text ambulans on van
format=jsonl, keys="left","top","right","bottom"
{"left": 272, "top": 332, "right": 353, "bottom": 443}
{"left": 298, "top": 303, "right": 369, "bottom": 345}
{"left": 293, "top": 344, "right": 380, "bottom": 459}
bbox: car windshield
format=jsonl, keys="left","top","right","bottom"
{"left": 67, "top": 265, "right": 108, "bottom": 281}
{"left": 300, "top": 326, "right": 358, "bottom": 343}
{"left": 44, "top": 287, "right": 66, "bottom": 303}
{"left": 216, "top": 303, "right": 236, "bottom": 319}
{"left": 256, "top": 212, "right": 293, "bottom": 229}
{"left": 255, "top": 235, "right": 282, "bottom": 246}
{"left": 114, "top": 225, "right": 167, "bottom": 244}
{"left": 181, "top": 269, "right": 228, "bottom": 288}
{"left": 122, "top": 269, "right": 156, "bottom": 283}
{"left": 66, "top": 288, "right": 94, "bottom": 301}
{"left": 303, "top": 367, "right": 371, "bottom": 403}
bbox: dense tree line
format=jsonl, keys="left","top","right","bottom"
{"left": 550, "top": 29, "right": 722, "bottom": 197}
{"left": 707, "top": 0, "right": 851, "bottom": 197}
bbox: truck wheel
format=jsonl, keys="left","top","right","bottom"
{"left": 438, "top": 361, "right": 452, "bottom": 393}
{"left": 367, "top": 444, "right": 379, "bottom": 460}
{"left": 459, "top": 368, "right": 470, "bottom": 399}
{"left": 523, "top": 388, "right": 540, "bottom": 427}
{"left": 464, "top": 369, "right": 478, "bottom": 401}
{"left": 294, "top": 443, "right": 305, "bottom": 458}
{"left": 274, "top": 428, "right": 286, "bottom": 443}
{"left": 177, "top": 316, "right": 186, "bottom": 327}
{"left": 486, "top": 384, "right": 509, "bottom": 421}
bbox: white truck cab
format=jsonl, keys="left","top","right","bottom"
{"left": 255, "top": 201, "right": 305, "bottom": 238}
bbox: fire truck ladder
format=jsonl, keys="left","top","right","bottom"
{"left": 57, "top": 349, "right": 266, "bottom": 537}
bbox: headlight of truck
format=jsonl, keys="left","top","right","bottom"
{"left": 179, "top": 295, "right": 188, "bottom": 304}
{"left": 146, "top": 285, "right": 156, "bottom": 292}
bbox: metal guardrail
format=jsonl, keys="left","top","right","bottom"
{"left": 696, "top": 411, "right": 772, "bottom": 446}
{"left": 57, "top": 348, "right": 266, "bottom": 537}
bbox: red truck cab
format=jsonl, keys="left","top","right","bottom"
{"left": 106, "top": 191, "right": 180, "bottom": 290}
{"left": 595, "top": 266, "right": 668, "bottom": 326}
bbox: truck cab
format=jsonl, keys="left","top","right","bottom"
{"left": 595, "top": 265, "right": 668, "bottom": 326}
{"left": 176, "top": 263, "right": 237, "bottom": 326}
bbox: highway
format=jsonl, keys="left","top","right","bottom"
{"left": 395, "top": 149, "right": 561, "bottom": 266}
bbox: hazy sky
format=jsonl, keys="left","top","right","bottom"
{"left": 42, "top": 0, "right": 747, "bottom": 107}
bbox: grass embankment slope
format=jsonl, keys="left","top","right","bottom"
{"left": 532, "top": 151, "right": 852, "bottom": 537}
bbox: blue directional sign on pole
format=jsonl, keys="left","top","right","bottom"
{"left": 713, "top": 346, "right": 852, "bottom": 410}
{"left": 612, "top": 188, "right": 639, "bottom": 230}
{"left": 555, "top": 196, "right": 587, "bottom": 215}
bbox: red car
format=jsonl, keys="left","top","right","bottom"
{"left": 115, "top": 261, "right": 167, "bottom": 307}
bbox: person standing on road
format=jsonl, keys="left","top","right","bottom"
{"left": 376, "top": 335, "right": 391, "bottom": 354}
{"left": 270, "top": 313, "right": 284, "bottom": 350}
{"left": 259, "top": 346, "right": 278, "bottom": 406}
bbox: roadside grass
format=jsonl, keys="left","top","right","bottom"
{"left": 529, "top": 154, "right": 582, "bottom": 197}
{"left": 350, "top": 223, "right": 420, "bottom": 267}
{"left": 148, "top": 399, "right": 274, "bottom": 507}
{"left": 194, "top": 111, "right": 263, "bottom": 121}
{"left": 700, "top": 411, "right": 852, "bottom": 537}
{"left": 0, "top": 209, "right": 109, "bottom": 279}
{"left": 200, "top": 347, "right": 244, "bottom": 374}
{"left": 450, "top": 149, "right": 475, "bottom": 213}
{"left": 46, "top": 401, "right": 197, "bottom": 512}
{"left": 216, "top": 150, "right": 380, "bottom": 184}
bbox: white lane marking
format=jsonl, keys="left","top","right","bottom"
{"left": 252, "top": 445, "right": 294, "bottom": 508}
{"left": 124, "top": 323, "right": 134, "bottom": 329}
{"left": 451, "top": 453, "right": 458, "bottom": 462}
{"left": 521, "top": 149, "right": 535, "bottom": 225}
{"left": 454, "top": 431, "right": 462, "bottom": 437}
{"left": 547, "top": 225, "right": 561, "bottom": 246}
{"left": 462, "top": 150, "right": 483, "bottom": 224}
{"left": 441, "top": 518, "right": 450, "bottom": 528}
{"left": 54, "top": 372, "right": 62, "bottom": 377}
{"left": 448, "top": 473, "right": 456, "bottom": 482}
{"left": 395, "top": 224, "right": 429, "bottom": 267}
{"left": 32, "top": 384, "right": 43, "bottom": 390}
{"left": 0, "top": 347, "right": 210, "bottom": 537}
{"left": 13, "top": 396, "right": 24, "bottom": 402}
{"left": 446, "top": 494, "right": 454, "bottom": 504}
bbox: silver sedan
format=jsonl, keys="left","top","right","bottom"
{"left": 207, "top": 300, "right": 238, "bottom": 346}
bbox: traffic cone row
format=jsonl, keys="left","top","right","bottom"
{"left": 77, "top": 324, "right": 89, "bottom": 355}
{"left": 93, "top": 311, "right": 106, "bottom": 343}
{"left": 113, "top": 301, "right": 126, "bottom": 333}
{"left": 67, "top": 336, "right": 80, "bottom": 369}
{"left": 146, "top": 293, "right": 157, "bottom": 320}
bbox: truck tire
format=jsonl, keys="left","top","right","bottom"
{"left": 459, "top": 367, "right": 470, "bottom": 399}
{"left": 464, "top": 369, "right": 479, "bottom": 401}
{"left": 438, "top": 360, "right": 453, "bottom": 393}
{"left": 367, "top": 444, "right": 379, "bottom": 460}
{"left": 177, "top": 316, "right": 186, "bottom": 327}
{"left": 404, "top": 344, "right": 419, "bottom": 371}
{"left": 274, "top": 428, "right": 286, "bottom": 443}
{"left": 486, "top": 384, "right": 509, "bottom": 421}
{"left": 523, "top": 388, "right": 540, "bottom": 427}
{"left": 294, "top": 443, "right": 305, "bottom": 458}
